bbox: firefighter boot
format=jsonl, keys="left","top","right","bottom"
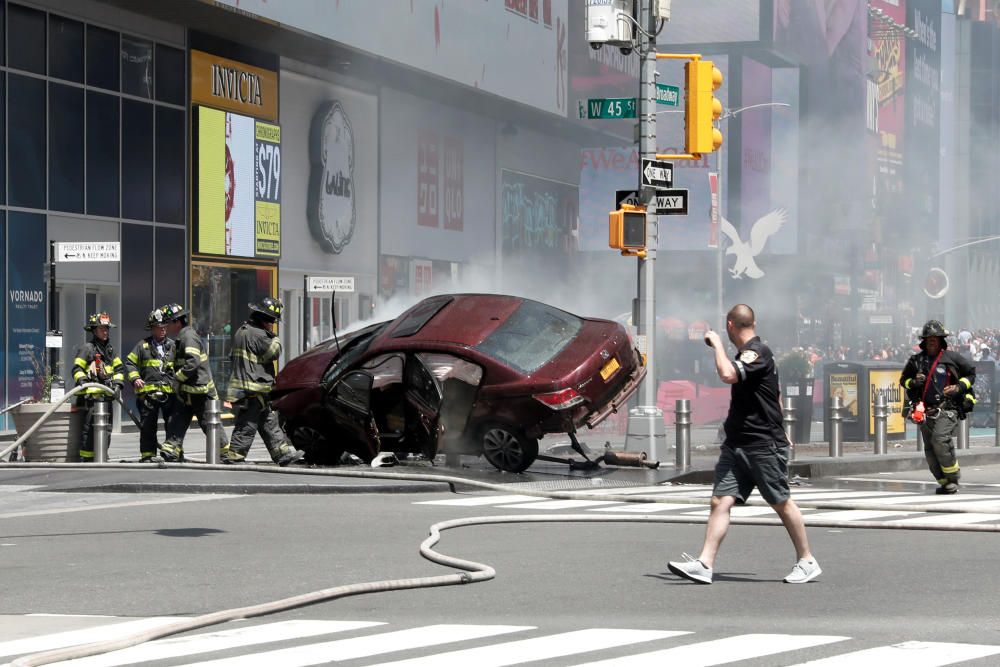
{"left": 160, "top": 441, "right": 183, "bottom": 463}
{"left": 275, "top": 443, "right": 305, "bottom": 467}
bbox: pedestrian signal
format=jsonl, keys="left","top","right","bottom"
{"left": 609, "top": 204, "right": 647, "bottom": 256}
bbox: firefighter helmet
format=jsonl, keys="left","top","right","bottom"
{"left": 249, "top": 296, "right": 284, "bottom": 322}
{"left": 919, "top": 320, "right": 951, "bottom": 339}
{"left": 158, "top": 303, "right": 188, "bottom": 322}
{"left": 146, "top": 309, "right": 167, "bottom": 329}
{"left": 84, "top": 312, "right": 116, "bottom": 330}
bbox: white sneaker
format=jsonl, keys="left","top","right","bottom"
{"left": 668, "top": 553, "right": 713, "bottom": 584}
{"left": 784, "top": 557, "right": 822, "bottom": 584}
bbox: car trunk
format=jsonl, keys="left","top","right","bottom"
{"left": 537, "top": 319, "right": 637, "bottom": 406}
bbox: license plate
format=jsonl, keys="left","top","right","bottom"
{"left": 600, "top": 357, "right": 621, "bottom": 381}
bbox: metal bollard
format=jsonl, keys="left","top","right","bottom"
{"left": 873, "top": 393, "right": 888, "bottom": 456}
{"left": 915, "top": 424, "right": 923, "bottom": 452}
{"left": 92, "top": 400, "right": 110, "bottom": 463}
{"left": 996, "top": 401, "right": 1000, "bottom": 448}
{"left": 782, "top": 396, "right": 796, "bottom": 462}
{"left": 957, "top": 416, "right": 969, "bottom": 451}
{"left": 828, "top": 395, "right": 843, "bottom": 458}
{"left": 205, "top": 399, "right": 221, "bottom": 464}
{"left": 674, "top": 399, "right": 690, "bottom": 470}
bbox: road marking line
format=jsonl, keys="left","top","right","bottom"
{"left": 365, "top": 629, "right": 686, "bottom": 667}
{"left": 0, "top": 617, "right": 181, "bottom": 658}
{"left": 682, "top": 506, "right": 777, "bottom": 517}
{"left": 499, "top": 500, "right": 627, "bottom": 510}
{"left": 172, "top": 624, "right": 535, "bottom": 667}
{"left": 785, "top": 639, "right": 1000, "bottom": 666}
{"left": 39, "top": 620, "right": 382, "bottom": 667}
{"left": 803, "top": 510, "right": 920, "bottom": 521}
{"left": 830, "top": 494, "right": 1000, "bottom": 506}
{"left": 415, "top": 495, "right": 545, "bottom": 506}
{"left": 887, "top": 512, "right": 1000, "bottom": 525}
{"left": 590, "top": 503, "right": 701, "bottom": 513}
{"left": 0, "top": 495, "right": 244, "bottom": 520}
{"left": 572, "top": 633, "right": 850, "bottom": 666}
{"left": 788, "top": 491, "right": 903, "bottom": 500}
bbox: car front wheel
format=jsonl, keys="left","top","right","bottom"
{"left": 481, "top": 423, "right": 538, "bottom": 473}
{"left": 288, "top": 423, "right": 343, "bottom": 466}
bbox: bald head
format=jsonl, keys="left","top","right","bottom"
{"left": 727, "top": 304, "right": 755, "bottom": 330}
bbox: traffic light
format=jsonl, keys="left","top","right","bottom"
{"left": 609, "top": 204, "right": 647, "bottom": 254}
{"left": 684, "top": 60, "right": 723, "bottom": 156}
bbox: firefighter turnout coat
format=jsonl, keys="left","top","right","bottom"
{"left": 173, "top": 325, "right": 218, "bottom": 399}
{"left": 72, "top": 339, "right": 125, "bottom": 397}
{"left": 124, "top": 336, "right": 176, "bottom": 398}
{"left": 226, "top": 322, "right": 281, "bottom": 402}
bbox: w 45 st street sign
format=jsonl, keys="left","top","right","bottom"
{"left": 577, "top": 85, "right": 679, "bottom": 120}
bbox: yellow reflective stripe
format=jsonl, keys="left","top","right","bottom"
{"left": 127, "top": 352, "right": 139, "bottom": 364}
{"left": 229, "top": 378, "right": 271, "bottom": 393}
{"left": 79, "top": 450, "right": 94, "bottom": 458}
{"left": 74, "top": 357, "right": 88, "bottom": 368}
{"left": 960, "top": 377, "right": 972, "bottom": 389}
{"left": 140, "top": 359, "right": 163, "bottom": 367}
{"left": 941, "top": 463, "right": 961, "bottom": 474}
{"left": 904, "top": 379, "right": 912, "bottom": 389}
{"left": 232, "top": 348, "right": 260, "bottom": 363}
{"left": 127, "top": 371, "right": 140, "bottom": 381}
{"left": 264, "top": 337, "right": 281, "bottom": 360}
{"left": 137, "top": 384, "right": 173, "bottom": 394}
{"left": 179, "top": 381, "right": 216, "bottom": 394}
{"left": 184, "top": 346, "right": 201, "bottom": 355}
{"left": 175, "top": 370, "right": 188, "bottom": 382}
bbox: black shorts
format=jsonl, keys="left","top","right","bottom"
{"left": 713, "top": 442, "right": 791, "bottom": 505}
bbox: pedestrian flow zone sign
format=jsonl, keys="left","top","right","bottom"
{"left": 307, "top": 276, "right": 355, "bottom": 293}
{"left": 616, "top": 189, "right": 689, "bottom": 216}
{"left": 55, "top": 242, "right": 120, "bottom": 262}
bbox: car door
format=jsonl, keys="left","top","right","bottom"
{"left": 403, "top": 355, "right": 444, "bottom": 458}
{"left": 328, "top": 370, "right": 381, "bottom": 460}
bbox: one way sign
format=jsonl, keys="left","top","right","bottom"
{"left": 640, "top": 159, "right": 673, "bottom": 188}
{"left": 616, "top": 189, "right": 689, "bottom": 216}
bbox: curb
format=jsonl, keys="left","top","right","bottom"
{"left": 46, "top": 481, "right": 455, "bottom": 495}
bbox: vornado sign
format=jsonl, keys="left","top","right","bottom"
{"left": 191, "top": 50, "right": 278, "bottom": 120}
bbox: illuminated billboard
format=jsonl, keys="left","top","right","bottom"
{"left": 195, "top": 106, "right": 281, "bottom": 258}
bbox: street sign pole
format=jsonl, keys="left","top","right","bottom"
{"left": 637, "top": 0, "right": 659, "bottom": 462}
{"left": 303, "top": 274, "right": 310, "bottom": 353}
{"left": 48, "top": 241, "right": 57, "bottom": 379}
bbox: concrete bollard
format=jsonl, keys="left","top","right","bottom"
{"left": 873, "top": 393, "right": 888, "bottom": 456}
{"left": 205, "top": 399, "right": 221, "bottom": 465}
{"left": 674, "top": 399, "right": 690, "bottom": 470}
{"left": 957, "top": 416, "right": 969, "bottom": 451}
{"left": 782, "top": 396, "right": 796, "bottom": 462}
{"left": 92, "top": 400, "right": 110, "bottom": 463}
{"left": 625, "top": 405, "right": 665, "bottom": 462}
{"left": 829, "top": 395, "right": 843, "bottom": 458}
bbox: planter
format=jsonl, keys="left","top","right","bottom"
{"left": 782, "top": 379, "right": 814, "bottom": 443}
{"left": 11, "top": 402, "right": 81, "bottom": 462}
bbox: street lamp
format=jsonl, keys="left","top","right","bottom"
{"left": 714, "top": 102, "right": 792, "bottom": 333}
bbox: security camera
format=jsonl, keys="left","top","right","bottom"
{"left": 590, "top": 42, "right": 603, "bottom": 51}
{"left": 585, "top": 0, "right": 633, "bottom": 49}
{"left": 619, "top": 46, "right": 633, "bottom": 56}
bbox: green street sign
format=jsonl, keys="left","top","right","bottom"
{"left": 578, "top": 97, "right": 636, "bottom": 120}
{"left": 656, "top": 83, "right": 679, "bottom": 107}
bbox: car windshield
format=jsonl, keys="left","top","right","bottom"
{"left": 321, "top": 324, "right": 387, "bottom": 386}
{"left": 475, "top": 300, "right": 583, "bottom": 373}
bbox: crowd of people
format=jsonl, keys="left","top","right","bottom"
{"left": 784, "top": 327, "right": 1000, "bottom": 369}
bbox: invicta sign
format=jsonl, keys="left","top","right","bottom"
{"left": 190, "top": 50, "right": 278, "bottom": 121}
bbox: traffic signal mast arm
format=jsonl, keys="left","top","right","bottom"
{"left": 655, "top": 53, "right": 723, "bottom": 160}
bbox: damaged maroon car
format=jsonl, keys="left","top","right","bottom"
{"left": 271, "top": 294, "right": 645, "bottom": 472}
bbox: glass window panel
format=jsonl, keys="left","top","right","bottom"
{"left": 121, "top": 35, "right": 153, "bottom": 98}
{"left": 122, "top": 100, "right": 153, "bottom": 220}
{"left": 48, "top": 14, "right": 84, "bottom": 82}
{"left": 155, "top": 43, "right": 184, "bottom": 105}
{"left": 155, "top": 106, "right": 184, "bottom": 224}
{"left": 86, "top": 25, "right": 119, "bottom": 91}
{"left": 0, "top": 72, "right": 6, "bottom": 204}
{"left": 8, "top": 74, "right": 46, "bottom": 209}
{"left": 154, "top": 226, "right": 185, "bottom": 307}
{"left": 49, "top": 83, "right": 85, "bottom": 213}
{"left": 86, "top": 91, "right": 120, "bottom": 217}
{"left": 121, "top": 223, "right": 154, "bottom": 358}
{"left": 8, "top": 4, "right": 45, "bottom": 74}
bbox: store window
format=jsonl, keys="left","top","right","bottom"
{"left": 86, "top": 91, "right": 120, "bottom": 217}
{"left": 155, "top": 43, "right": 184, "bottom": 105}
{"left": 121, "top": 35, "right": 153, "bottom": 99}
{"left": 8, "top": 4, "right": 45, "bottom": 75}
{"left": 191, "top": 263, "right": 276, "bottom": 397}
{"left": 48, "top": 14, "right": 83, "bottom": 83}
{"left": 8, "top": 74, "right": 45, "bottom": 209}
{"left": 122, "top": 99, "right": 154, "bottom": 220}
{"left": 86, "top": 25, "right": 119, "bottom": 92}
{"left": 49, "top": 83, "right": 84, "bottom": 213}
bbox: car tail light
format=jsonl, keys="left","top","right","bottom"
{"left": 533, "top": 387, "right": 585, "bottom": 410}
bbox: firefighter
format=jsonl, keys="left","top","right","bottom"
{"left": 71, "top": 312, "right": 125, "bottom": 461}
{"left": 124, "top": 309, "right": 177, "bottom": 463}
{"left": 900, "top": 320, "right": 976, "bottom": 494}
{"left": 159, "top": 303, "right": 229, "bottom": 462}
{"left": 221, "top": 297, "right": 305, "bottom": 466}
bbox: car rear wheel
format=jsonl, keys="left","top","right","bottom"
{"left": 288, "top": 423, "right": 343, "bottom": 466}
{"left": 481, "top": 423, "right": 538, "bottom": 473}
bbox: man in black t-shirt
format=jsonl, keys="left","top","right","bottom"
{"left": 668, "top": 304, "right": 821, "bottom": 585}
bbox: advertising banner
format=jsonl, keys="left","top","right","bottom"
{"left": 869, "top": 368, "right": 905, "bottom": 435}
{"left": 829, "top": 372, "right": 860, "bottom": 420}
{"left": 195, "top": 107, "right": 281, "bottom": 259}
{"left": 905, "top": 0, "right": 940, "bottom": 238}
{"left": 6, "top": 212, "right": 45, "bottom": 404}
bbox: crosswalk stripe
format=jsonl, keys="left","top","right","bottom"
{"left": 415, "top": 495, "right": 541, "bottom": 506}
{"left": 803, "top": 510, "right": 920, "bottom": 521}
{"left": 39, "top": 620, "right": 382, "bottom": 667}
{"left": 173, "top": 624, "right": 534, "bottom": 667}
{"left": 785, "top": 639, "right": 1000, "bottom": 666}
{"left": 0, "top": 617, "right": 181, "bottom": 658}
{"left": 367, "top": 629, "right": 686, "bottom": 667}
{"left": 500, "top": 500, "right": 625, "bottom": 510}
{"left": 887, "top": 512, "right": 1000, "bottom": 525}
{"left": 789, "top": 491, "right": 903, "bottom": 501}
{"left": 571, "top": 633, "right": 850, "bottom": 666}
{"left": 829, "top": 493, "right": 1000, "bottom": 506}
{"left": 682, "top": 506, "right": 777, "bottom": 517}
{"left": 591, "top": 503, "right": 691, "bottom": 513}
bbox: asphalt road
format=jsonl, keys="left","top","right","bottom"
{"left": 1, "top": 469, "right": 1000, "bottom": 665}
